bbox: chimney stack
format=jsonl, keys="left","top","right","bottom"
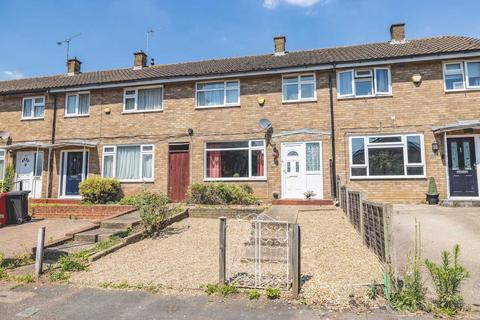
{"left": 133, "top": 51, "right": 147, "bottom": 69}
{"left": 390, "top": 23, "right": 406, "bottom": 43}
{"left": 67, "top": 58, "right": 81, "bottom": 75}
{"left": 274, "top": 35, "right": 286, "bottom": 55}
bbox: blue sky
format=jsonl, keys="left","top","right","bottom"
{"left": 0, "top": 0, "right": 479, "bottom": 80}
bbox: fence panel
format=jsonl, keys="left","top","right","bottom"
{"left": 340, "top": 186, "right": 347, "bottom": 213}
{"left": 347, "top": 191, "right": 361, "bottom": 232}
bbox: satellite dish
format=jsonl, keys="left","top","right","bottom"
{"left": 259, "top": 119, "right": 272, "bottom": 130}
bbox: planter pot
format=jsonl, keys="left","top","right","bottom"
{"left": 426, "top": 194, "right": 439, "bottom": 205}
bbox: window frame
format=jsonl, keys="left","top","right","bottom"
{"left": 465, "top": 60, "right": 480, "bottom": 90}
{"left": 22, "top": 96, "right": 45, "bottom": 120}
{"left": 122, "top": 85, "right": 164, "bottom": 113}
{"left": 349, "top": 133, "right": 426, "bottom": 180}
{"left": 443, "top": 61, "right": 466, "bottom": 91}
{"left": 281, "top": 73, "right": 317, "bottom": 103}
{"left": 0, "top": 149, "right": 5, "bottom": 180}
{"left": 195, "top": 80, "right": 240, "bottom": 109}
{"left": 203, "top": 139, "right": 267, "bottom": 181}
{"left": 101, "top": 144, "right": 155, "bottom": 182}
{"left": 65, "top": 91, "right": 90, "bottom": 117}
{"left": 337, "top": 67, "right": 392, "bottom": 98}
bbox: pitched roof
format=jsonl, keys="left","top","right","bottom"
{"left": 1, "top": 36, "right": 480, "bottom": 94}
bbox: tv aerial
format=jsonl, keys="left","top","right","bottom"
{"left": 57, "top": 33, "right": 81, "bottom": 61}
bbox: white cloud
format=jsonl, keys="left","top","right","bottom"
{"left": 3, "top": 70, "right": 24, "bottom": 80}
{"left": 263, "top": 0, "right": 331, "bottom": 8}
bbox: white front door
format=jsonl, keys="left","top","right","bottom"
{"left": 281, "top": 142, "right": 323, "bottom": 199}
{"left": 16, "top": 151, "right": 43, "bottom": 198}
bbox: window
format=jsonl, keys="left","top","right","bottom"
{"left": 102, "top": 145, "right": 154, "bottom": 181}
{"left": 282, "top": 74, "right": 316, "bottom": 102}
{"left": 349, "top": 134, "right": 425, "bottom": 179}
{"left": 205, "top": 140, "right": 266, "bottom": 180}
{"left": 123, "top": 86, "right": 163, "bottom": 112}
{"left": 337, "top": 67, "right": 391, "bottom": 98}
{"left": 444, "top": 60, "right": 480, "bottom": 91}
{"left": 65, "top": 92, "right": 90, "bottom": 116}
{"left": 22, "top": 96, "right": 45, "bottom": 119}
{"left": 196, "top": 80, "right": 240, "bottom": 108}
{"left": 0, "top": 150, "right": 5, "bottom": 180}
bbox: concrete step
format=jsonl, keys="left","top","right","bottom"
{"left": 100, "top": 211, "right": 141, "bottom": 229}
{"left": 74, "top": 228, "right": 125, "bottom": 243}
{"left": 44, "top": 241, "right": 94, "bottom": 260}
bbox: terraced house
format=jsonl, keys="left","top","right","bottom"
{"left": 0, "top": 24, "right": 479, "bottom": 204}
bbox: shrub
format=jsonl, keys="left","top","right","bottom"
{"left": 247, "top": 289, "right": 260, "bottom": 300}
{"left": 425, "top": 244, "right": 469, "bottom": 316}
{"left": 187, "top": 183, "right": 258, "bottom": 205}
{"left": 266, "top": 287, "right": 280, "bottom": 299}
{"left": 79, "top": 177, "right": 121, "bottom": 204}
{"left": 0, "top": 165, "right": 15, "bottom": 192}
{"left": 138, "top": 192, "right": 171, "bottom": 237}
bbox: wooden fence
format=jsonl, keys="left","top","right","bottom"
{"left": 337, "top": 179, "right": 393, "bottom": 264}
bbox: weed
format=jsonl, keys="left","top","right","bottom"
{"left": 218, "top": 284, "right": 239, "bottom": 297}
{"left": 205, "top": 283, "right": 219, "bottom": 295}
{"left": 99, "top": 281, "right": 160, "bottom": 294}
{"left": 49, "top": 270, "right": 70, "bottom": 282}
{"left": 265, "top": 287, "right": 280, "bottom": 300}
{"left": 425, "top": 244, "right": 469, "bottom": 316}
{"left": 247, "top": 289, "right": 260, "bottom": 300}
{"left": 15, "top": 274, "right": 35, "bottom": 284}
{"left": 92, "top": 236, "right": 122, "bottom": 252}
{"left": 0, "top": 253, "right": 7, "bottom": 280}
{"left": 58, "top": 253, "right": 88, "bottom": 272}
{"left": 368, "top": 282, "right": 379, "bottom": 300}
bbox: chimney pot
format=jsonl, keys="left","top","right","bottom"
{"left": 67, "top": 58, "right": 81, "bottom": 75}
{"left": 390, "top": 23, "right": 406, "bottom": 43}
{"left": 134, "top": 51, "right": 147, "bottom": 69}
{"left": 274, "top": 35, "right": 286, "bottom": 55}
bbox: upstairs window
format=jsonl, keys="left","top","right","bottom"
{"left": 22, "top": 96, "right": 45, "bottom": 119}
{"left": 196, "top": 80, "right": 240, "bottom": 108}
{"left": 66, "top": 92, "right": 90, "bottom": 116}
{"left": 337, "top": 67, "right": 391, "bottom": 98}
{"left": 123, "top": 86, "right": 163, "bottom": 112}
{"left": 349, "top": 134, "right": 425, "bottom": 179}
{"left": 282, "top": 74, "right": 316, "bottom": 102}
{"left": 444, "top": 60, "right": 480, "bottom": 91}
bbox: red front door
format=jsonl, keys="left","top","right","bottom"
{"left": 168, "top": 144, "right": 190, "bottom": 202}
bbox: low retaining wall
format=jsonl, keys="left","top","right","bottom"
{"left": 188, "top": 206, "right": 265, "bottom": 219}
{"left": 30, "top": 204, "right": 136, "bottom": 221}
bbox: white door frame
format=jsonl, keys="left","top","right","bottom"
{"left": 16, "top": 151, "right": 43, "bottom": 199}
{"left": 281, "top": 141, "right": 323, "bottom": 199}
{"left": 59, "top": 149, "right": 89, "bottom": 198}
{"left": 444, "top": 133, "right": 480, "bottom": 200}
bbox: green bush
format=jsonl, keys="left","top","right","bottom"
{"left": 265, "top": 287, "right": 280, "bottom": 299}
{"left": 425, "top": 244, "right": 469, "bottom": 316}
{"left": 119, "top": 191, "right": 170, "bottom": 207}
{"left": 138, "top": 192, "right": 171, "bottom": 237}
{"left": 187, "top": 183, "right": 258, "bottom": 205}
{"left": 0, "top": 165, "right": 15, "bottom": 192}
{"left": 79, "top": 177, "right": 121, "bottom": 204}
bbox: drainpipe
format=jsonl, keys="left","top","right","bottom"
{"left": 46, "top": 93, "right": 58, "bottom": 199}
{"left": 328, "top": 70, "right": 337, "bottom": 200}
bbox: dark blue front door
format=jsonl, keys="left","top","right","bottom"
{"left": 65, "top": 152, "right": 88, "bottom": 196}
{"left": 447, "top": 138, "right": 478, "bottom": 197}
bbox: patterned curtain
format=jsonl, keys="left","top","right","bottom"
{"left": 306, "top": 143, "right": 320, "bottom": 171}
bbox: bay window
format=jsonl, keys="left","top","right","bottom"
{"left": 196, "top": 80, "right": 240, "bottom": 108}
{"left": 337, "top": 67, "right": 391, "bottom": 98}
{"left": 205, "top": 140, "right": 266, "bottom": 180}
{"left": 349, "top": 134, "right": 425, "bottom": 179}
{"left": 282, "top": 74, "right": 316, "bottom": 102}
{"left": 444, "top": 60, "right": 480, "bottom": 91}
{"left": 66, "top": 92, "right": 90, "bottom": 116}
{"left": 22, "top": 96, "right": 45, "bottom": 119}
{"left": 102, "top": 145, "right": 154, "bottom": 181}
{"left": 123, "top": 86, "right": 163, "bottom": 112}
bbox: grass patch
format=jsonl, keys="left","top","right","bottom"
{"left": 15, "top": 274, "right": 35, "bottom": 284}
{"left": 58, "top": 252, "right": 89, "bottom": 272}
{"left": 48, "top": 270, "right": 70, "bottom": 282}
{"left": 100, "top": 281, "right": 161, "bottom": 294}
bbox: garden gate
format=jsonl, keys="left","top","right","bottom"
{"left": 219, "top": 213, "right": 300, "bottom": 292}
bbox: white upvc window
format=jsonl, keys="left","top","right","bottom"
{"left": 204, "top": 140, "right": 266, "bottom": 181}
{"left": 349, "top": 133, "right": 425, "bottom": 179}
{"left": 0, "top": 149, "right": 5, "bottom": 180}
{"left": 195, "top": 80, "right": 240, "bottom": 108}
{"left": 282, "top": 74, "right": 316, "bottom": 102}
{"left": 65, "top": 92, "right": 90, "bottom": 117}
{"left": 444, "top": 60, "right": 480, "bottom": 91}
{"left": 123, "top": 86, "right": 163, "bottom": 113}
{"left": 337, "top": 67, "right": 391, "bottom": 98}
{"left": 22, "top": 96, "right": 45, "bottom": 119}
{"left": 102, "top": 144, "right": 154, "bottom": 182}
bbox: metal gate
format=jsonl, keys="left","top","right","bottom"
{"left": 224, "top": 214, "right": 293, "bottom": 290}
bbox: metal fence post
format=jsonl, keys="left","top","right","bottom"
{"left": 219, "top": 217, "right": 227, "bottom": 285}
{"left": 35, "top": 227, "right": 45, "bottom": 277}
{"left": 292, "top": 224, "right": 301, "bottom": 297}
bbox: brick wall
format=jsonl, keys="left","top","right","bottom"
{"left": 31, "top": 204, "right": 136, "bottom": 221}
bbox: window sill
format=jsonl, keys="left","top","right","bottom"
{"left": 349, "top": 175, "right": 426, "bottom": 180}
{"left": 282, "top": 99, "right": 317, "bottom": 104}
{"left": 204, "top": 177, "right": 267, "bottom": 182}
{"left": 64, "top": 114, "right": 90, "bottom": 118}
{"left": 445, "top": 87, "right": 480, "bottom": 93}
{"left": 337, "top": 94, "right": 392, "bottom": 100}
{"left": 195, "top": 104, "right": 240, "bottom": 110}
{"left": 21, "top": 117, "right": 44, "bottom": 121}
{"left": 122, "top": 109, "right": 163, "bottom": 115}
{"left": 117, "top": 179, "right": 155, "bottom": 183}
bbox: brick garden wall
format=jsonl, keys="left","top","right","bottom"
{"left": 31, "top": 204, "right": 136, "bottom": 221}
